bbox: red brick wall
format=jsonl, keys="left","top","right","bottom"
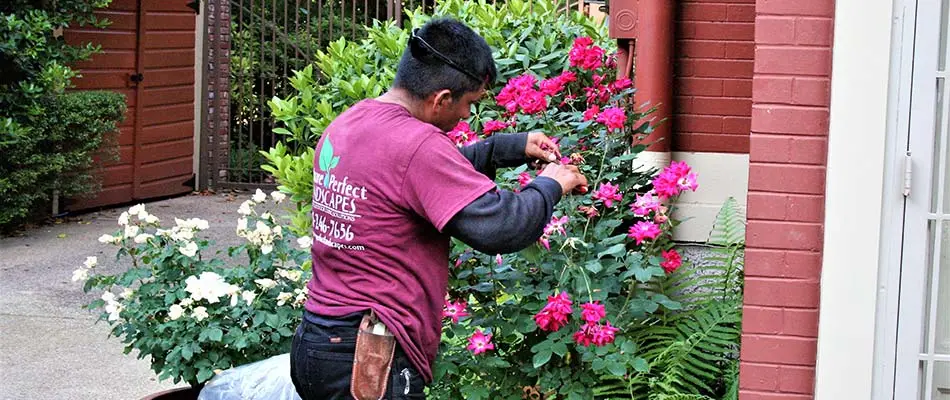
{"left": 201, "top": 0, "right": 230, "bottom": 189}
{"left": 672, "top": 0, "right": 755, "bottom": 153}
{"left": 739, "top": 0, "right": 835, "bottom": 398}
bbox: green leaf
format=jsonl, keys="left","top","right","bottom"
{"left": 196, "top": 368, "right": 213, "bottom": 383}
{"left": 606, "top": 360, "right": 626, "bottom": 377}
{"left": 552, "top": 341, "right": 568, "bottom": 357}
{"left": 597, "top": 243, "right": 626, "bottom": 259}
{"left": 181, "top": 345, "right": 193, "bottom": 361}
{"left": 533, "top": 350, "right": 552, "bottom": 368}
{"left": 206, "top": 327, "right": 223, "bottom": 342}
{"left": 632, "top": 357, "right": 649, "bottom": 372}
{"left": 584, "top": 260, "right": 603, "bottom": 273}
{"left": 592, "top": 358, "right": 606, "bottom": 371}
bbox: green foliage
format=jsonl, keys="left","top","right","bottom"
{"left": 0, "top": 0, "right": 124, "bottom": 230}
{"left": 77, "top": 198, "right": 311, "bottom": 387}
{"left": 266, "top": 0, "right": 609, "bottom": 231}
{"left": 654, "top": 197, "right": 745, "bottom": 307}
{"left": 594, "top": 199, "right": 746, "bottom": 400}
{"left": 0, "top": 90, "right": 125, "bottom": 228}
{"left": 228, "top": 0, "right": 373, "bottom": 182}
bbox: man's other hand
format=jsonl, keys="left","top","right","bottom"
{"left": 525, "top": 132, "right": 561, "bottom": 163}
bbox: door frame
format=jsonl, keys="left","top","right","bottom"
{"left": 873, "top": 0, "right": 946, "bottom": 397}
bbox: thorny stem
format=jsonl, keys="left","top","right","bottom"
{"left": 582, "top": 133, "right": 612, "bottom": 241}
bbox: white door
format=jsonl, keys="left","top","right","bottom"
{"left": 895, "top": 0, "right": 950, "bottom": 397}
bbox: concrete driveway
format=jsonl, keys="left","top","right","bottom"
{"left": 0, "top": 192, "right": 254, "bottom": 400}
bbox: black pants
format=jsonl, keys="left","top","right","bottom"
{"left": 290, "top": 310, "right": 426, "bottom": 400}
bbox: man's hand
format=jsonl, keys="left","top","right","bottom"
{"left": 525, "top": 132, "right": 561, "bottom": 163}
{"left": 539, "top": 163, "right": 589, "bottom": 195}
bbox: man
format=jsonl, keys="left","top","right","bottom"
{"left": 290, "top": 17, "right": 589, "bottom": 399}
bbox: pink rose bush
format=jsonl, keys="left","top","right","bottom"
{"left": 435, "top": 29, "right": 702, "bottom": 399}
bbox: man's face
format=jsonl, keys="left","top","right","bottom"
{"left": 428, "top": 89, "right": 485, "bottom": 132}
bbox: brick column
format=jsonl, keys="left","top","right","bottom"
{"left": 739, "top": 0, "right": 835, "bottom": 398}
{"left": 204, "top": 0, "right": 230, "bottom": 188}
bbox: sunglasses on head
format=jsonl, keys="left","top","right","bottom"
{"left": 409, "top": 28, "right": 488, "bottom": 86}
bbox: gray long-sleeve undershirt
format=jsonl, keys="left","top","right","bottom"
{"left": 443, "top": 133, "right": 563, "bottom": 254}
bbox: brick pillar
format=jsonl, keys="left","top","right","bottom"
{"left": 204, "top": 0, "right": 230, "bottom": 188}
{"left": 739, "top": 0, "right": 835, "bottom": 398}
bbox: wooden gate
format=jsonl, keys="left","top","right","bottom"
{"left": 66, "top": 0, "right": 197, "bottom": 210}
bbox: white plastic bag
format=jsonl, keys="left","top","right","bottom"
{"left": 197, "top": 353, "right": 302, "bottom": 400}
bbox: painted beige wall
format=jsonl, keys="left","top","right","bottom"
{"left": 671, "top": 152, "right": 749, "bottom": 243}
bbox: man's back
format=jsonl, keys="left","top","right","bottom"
{"left": 303, "top": 98, "right": 495, "bottom": 381}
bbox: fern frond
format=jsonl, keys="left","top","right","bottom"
{"left": 720, "top": 359, "right": 739, "bottom": 400}
{"left": 707, "top": 197, "right": 746, "bottom": 247}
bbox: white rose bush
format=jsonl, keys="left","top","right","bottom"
{"left": 75, "top": 189, "right": 312, "bottom": 387}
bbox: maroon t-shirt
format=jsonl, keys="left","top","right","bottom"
{"left": 303, "top": 99, "right": 496, "bottom": 382}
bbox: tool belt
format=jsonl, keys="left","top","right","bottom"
{"left": 350, "top": 310, "right": 396, "bottom": 400}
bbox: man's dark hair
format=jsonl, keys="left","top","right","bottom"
{"left": 393, "top": 18, "right": 497, "bottom": 100}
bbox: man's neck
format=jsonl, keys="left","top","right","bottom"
{"left": 377, "top": 88, "right": 424, "bottom": 120}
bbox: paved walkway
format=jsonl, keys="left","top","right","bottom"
{"left": 0, "top": 192, "right": 252, "bottom": 400}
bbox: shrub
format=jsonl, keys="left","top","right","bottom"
{"left": 75, "top": 193, "right": 312, "bottom": 386}
{"left": 0, "top": 90, "right": 125, "bottom": 228}
{"left": 265, "top": 0, "right": 609, "bottom": 235}
{"left": 0, "top": 0, "right": 125, "bottom": 230}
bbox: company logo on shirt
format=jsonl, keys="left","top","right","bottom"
{"left": 317, "top": 135, "right": 340, "bottom": 187}
{"left": 312, "top": 134, "right": 367, "bottom": 251}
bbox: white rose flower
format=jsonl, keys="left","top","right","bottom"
{"left": 255, "top": 278, "right": 277, "bottom": 290}
{"left": 83, "top": 256, "right": 97, "bottom": 269}
{"left": 101, "top": 292, "right": 116, "bottom": 302}
{"left": 236, "top": 218, "right": 248, "bottom": 236}
{"left": 237, "top": 200, "right": 253, "bottom": 216}
{"left": 155, "top": 228, "right": 171, "bottom": 237}
{"left": 168, "top": 304, "right": 184, "bottom": 320}
{"left": 277, "top": 269, "right": 302, "bottom": 282}
{"left": 261, "top": 243, "right": 273, "bottom": 255}
{"left": 128, "top": 204, "right": 145, "bottom": 216}
{"left": 276, "top": 292, "right": 293, "bottom": 306}
{"left": 137, "top": 211, "right": 150, "bottom": 221}
{"left": 273, "top": 226, "right": 283, "bottom": 238}
{"left": 297, "top": 236, "right": 313, "bottom": 249}
{"left": 117, "top": 212, "right": 129, "bottom": 226}
{"left": 192, "top": 306, "right": 209, "bottom": 321}
{"left": 133, "top": 233, "right": 154, "bottom": 244}
{"left": 124, "top": 225, "right": 139, "bottom": 239}
{"left": 261, "top": 212, "right": 272, "bottom": 221}
{"left": 107, "top": 307, "right": 123, "bottom": 322}
{"left": 120, "top": 288, "right": 134, "bottom": 299}
{"left": 170, "top": 228, "right": 194, "bottom": 242}
{"left": 104, "top": 300, "right": 122, "bottom": 314}
{"left": 145, "top": 214, "right": 160, "bottom": 224}
{"left": 241, "top": 290, "right": 256, "bottom": 306}
{"left": 72, "top": 268, "right": 89, "bottom": 282}
{"left": 252, "top": 189, "right": 267, "bottom": 203}
{"left": 271, "top": 191, "right": 286, "bottom": 203}
{"left": 191, "top": 218, "right": 209, "bottom": 231}
{"left": 180, "top": 298, "right": 194, "bottom": 307}
{"left": 255, "top": 221, "right": 272, "bottom": 236}
{"left": 98, "top": 234, "right": 117, "bottom": 244}
{"left": 179, "top": 241, "right": 199, "bottom": 258}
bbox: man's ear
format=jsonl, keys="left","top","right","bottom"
{"left": 432, "top": 89, "right": 453, "bottom": 109}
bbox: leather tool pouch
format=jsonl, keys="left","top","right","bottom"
{"left": 350, "top": 311, "right": 396, "bottom": 400}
